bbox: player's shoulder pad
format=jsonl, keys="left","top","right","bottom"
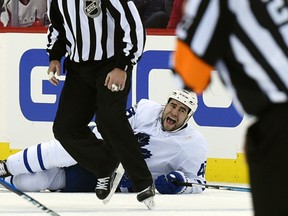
{"left": 137, "top": 99, "right": 162, "bottom": 111}
{"left": 134, "top": 99, "right": 163, "bottom": 121}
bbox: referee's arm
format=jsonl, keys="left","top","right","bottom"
{"left": 46, "top": 0, "right": 67, "bottom": 62}
{"left": 109, "top": 0, "right": 146, "bottom": 70}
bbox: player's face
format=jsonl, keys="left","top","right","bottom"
{"left": 162, "top": 99, "right": 189, "bottom": 131}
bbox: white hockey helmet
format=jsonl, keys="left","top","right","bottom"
{"left": 168, "top": 89, "right": 198, "bottom": 123}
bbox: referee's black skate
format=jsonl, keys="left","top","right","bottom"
{"left": 137, "top": 185, "right": 155, "bottom": 210}
{"left": 0, "top": 160, "right": 10, "bottom": 178}
{"left": 95, "top": 163, "right": 124, "bottom": 204}
{"left": 95, "top": 176, "right": 111, "bottom": 200}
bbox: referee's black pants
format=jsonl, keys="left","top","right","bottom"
{"left": 246, "top": 103, "right": 288, "bottom": 216}
{"left": 53, "top": 57, "right": 152, "bottom": 192}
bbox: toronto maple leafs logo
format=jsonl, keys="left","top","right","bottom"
{"left": 84, "top": 0, "right": 101, "bottom": 18}
{"left": 135, "top": 133, "right": 152, "bottom": 159}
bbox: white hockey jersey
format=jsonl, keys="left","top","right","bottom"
{"left": 127, "top": 99, "right": 208, "bottom": 194}
{"left": 0, "top": 0, "right": 48, "bottom": 27}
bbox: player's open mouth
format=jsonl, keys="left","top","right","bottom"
{"left": 166, "top": 117, "right": 176, "bottom": 125}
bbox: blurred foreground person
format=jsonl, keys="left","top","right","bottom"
{"left": 172, "top": 1, "right": 288, "bottom": 216}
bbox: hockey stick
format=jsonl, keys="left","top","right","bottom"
{"left": 173, "top": 181, "right": 251, "bottom": 192}
{"left": 0, "top": 178, "right": 60, "bottom": 216}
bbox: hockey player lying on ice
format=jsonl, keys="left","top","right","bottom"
{"left": 0, "top": 89, "right": 208, "bottom": 194}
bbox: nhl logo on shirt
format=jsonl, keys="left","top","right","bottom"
{"left": 84, "top": 0, "right": 101, "bottom": 18}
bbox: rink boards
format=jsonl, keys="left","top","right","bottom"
{"left": 0, "top": 28, "right": 251, "bottom": 184}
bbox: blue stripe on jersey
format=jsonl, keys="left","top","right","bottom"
{"left": 126, "top": 106, "right": 136, "bottom": 118}
{"left": 23, "top": 149, "right": 33, "bottom": 173}
{"left": 10, "top": 176, "right": 14, "bottom": 185}
{"left": 197, "top": 179, "right": 206, "bottom": 191}
{"left": 37, "top": 144, "right": 46, "bottom": 171}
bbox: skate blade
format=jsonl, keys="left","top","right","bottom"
{"left": 142, "top": 197, "right": 155, "bottom": 210}
{"left": 103, "top": 164, "right": 125, "bottom": 205}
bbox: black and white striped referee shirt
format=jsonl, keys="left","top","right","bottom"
{"left": 173, "top": 0, "right": 288, "bottom": 116}
{"left": 46, "top": 0, "right": 145, "bottom": 70}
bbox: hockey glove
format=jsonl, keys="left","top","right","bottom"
{"left": 155, "top": 171, "right": 186, "bottom": 194}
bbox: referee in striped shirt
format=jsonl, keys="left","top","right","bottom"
{"left": 172, "top": 1, "right": 288, "bottom": 216}
{"left": 45, "top": 0, "right": 154, "bottom": 207}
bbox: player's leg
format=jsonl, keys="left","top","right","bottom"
{"left": 4, "top": 167, "right": 65, "bottom": 192}
{"left": 5, "top": 139, "right": 76, "bottom": 176}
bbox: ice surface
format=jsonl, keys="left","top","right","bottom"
{"left": 0, "top": 185, "right": 253, "bottom": 216}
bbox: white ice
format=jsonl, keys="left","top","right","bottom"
{"left": 0, "top": 185, "right": 253, "bottom": 216}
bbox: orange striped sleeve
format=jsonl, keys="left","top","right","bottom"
{"left": 173, "top": 39, "right": 214, "bottom": 94}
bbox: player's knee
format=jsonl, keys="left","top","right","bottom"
{"left": 13, "top": 173, "right": 51, "bottom": 192}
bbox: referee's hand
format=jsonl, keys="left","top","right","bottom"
{"left": 47, "top": 60, "right": 61, "bottom": 86}
{"left": 105, "top": 68, "right": 126, "bottom": 92}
